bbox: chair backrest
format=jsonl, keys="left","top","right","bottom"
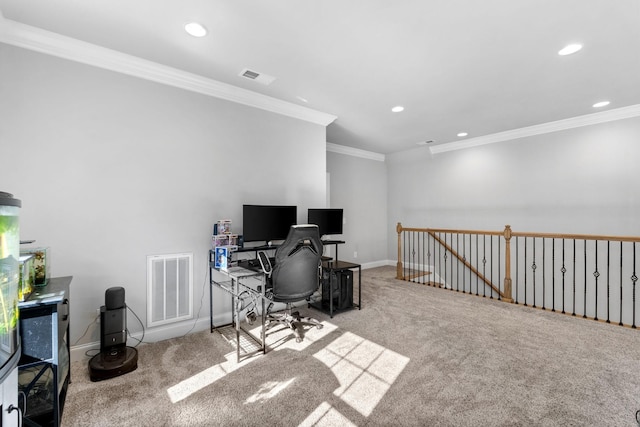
{"left": 270, "top": 224, "right": 322, "bottom": 302}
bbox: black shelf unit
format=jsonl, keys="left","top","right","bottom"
{"left": 310, "top": 260, "right": 361, "bottom": 318}
{"left": 18, "top": 277, "right": 71, "bottom": 427}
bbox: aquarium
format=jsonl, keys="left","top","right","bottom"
{"left": 0, "top": 191, "right": 21, "bottom": 383}
{"left": 19, "top": 254, "right": 35, "bottom": 302}
{"left": 20, "top": 246, "right": 49, "bottom": 287}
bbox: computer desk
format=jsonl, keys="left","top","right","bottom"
{"left": 209, "top": 262, "right": 268, "bottom": 362}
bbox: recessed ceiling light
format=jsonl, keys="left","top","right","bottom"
{"left": 457, "top": 132, "right": 468, "bottom": 137}
{"left": 558, "top": 43, "right": 582, "bottom": 56}
{"left": 185, "top": 22, "right": 207, "bottom": 37}
{"left": 391, "top": 106, "right": 404, "bottom": 113}
{"left": 592, "top": 101, "right": 610, "bottom": 108}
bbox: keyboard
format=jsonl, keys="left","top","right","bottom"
{"left": 238, "top": 257, "right": 276, "bottom": 271}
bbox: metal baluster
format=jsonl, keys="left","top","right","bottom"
{"left": 515, "top": 236, "right": 519, "bottom": 303}
{"left": 476, "top": 234, "right": 479, "bottom": 296}
{"left": 552, "top": 238, "right": 555, "bottom": 312}
{"left": 455, "top": 233, "right": 460, "bottom": 292}
{"left": 593, "top": 240, "right": 599, "bottom": 321}
{"left": 451, "top": 233, "right": 454, "bottom": 291}
{"left": 412, "top": 231, "right": 416, "bottom": 283}
{"left": 431, "top": 235, "right": 442, "bottom": 288}
{"left": 561, "top": 239, "right": 566, "bottom": 314}
{"left": 427, "top": 233, "right": 432, "bottom": 286}
{"left": 583, "top": 239, "right": 587, "bottom": 318}
{"left": 403, "top": 231, "right": 407, "bottom": 280}
{"left": 632, "top": 242, "right": 637, "bottom": 328}
{"left": 498, "top": 237, "right": 502, "bottom": 300}
{"left": 571, "top": 239, "right": 576, "bottom": 316}
{"left": 542, "top": 238, "right": 546, "bottom": 310}
{"left": 462, "top": 234, "right": 467, "bottom": 293}
{"left": 490, "top": 235, "right": 494, "bottom": 299}
{"left": 438, "top": 232, "right": 442, "bottom": 287}
{"left": 420, "top": 231, "right": 427, "bottom": 284}
{"left": 606, "top": 240, "right": 610, "bottom": 323}
{"left": 444, "top": 233, "right": 448, "bottom": 290}
{"left": 619, "top": 241, "right": 623, "bottom": 326}
{"left": 532, "top": 237, "right": 537, "bottom": 308}
{"left": 482, "top": 235, "right": 487, "bottom": 297}
{"left": 524, "top": 237, "right": 528, "bottom": 306}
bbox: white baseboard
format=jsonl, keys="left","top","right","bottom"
{"left": 71, "top": 316, "right": 212, "bottom": 362}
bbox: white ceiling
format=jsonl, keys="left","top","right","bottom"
{"left": 1, "top": 0, "right": 639, "bottom": 154}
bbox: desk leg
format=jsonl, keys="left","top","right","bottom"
{"left": 231, "top": 278, "right": 241, "bottom": 363}
{"left": 329, "top": 270, "right": 334, "bottom": 318}
{"left": 261, "top": 289, "right": 266, "bottom": 355}
{"left": 209, "top": 269, "right": 214, "bottom": 333}
{"left": 358, "top": 266, "right": 362, "bottom": 310}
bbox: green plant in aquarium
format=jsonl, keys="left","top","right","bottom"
{"left": 0, "top": 258, "right": 19, "bottom": 334}
{"left": 0, "top": 215, "right": 19, "bottom": 260}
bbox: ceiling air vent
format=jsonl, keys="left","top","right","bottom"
{"left": 239, "top": 68, "right": 276, "bottom": 86}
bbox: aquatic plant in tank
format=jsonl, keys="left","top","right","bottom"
{"left": 0, "top": 191, "right": 20, "bottom": 386}
{"left": 0, "top": 214, "right": 19, "bottom": 331}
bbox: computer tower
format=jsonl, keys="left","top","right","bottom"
{"left": 322, "top": 269, "right": 353, "bottom": 310}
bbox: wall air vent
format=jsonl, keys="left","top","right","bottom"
{"left": 239, "top": 68, "right": 276, "bottom": 86}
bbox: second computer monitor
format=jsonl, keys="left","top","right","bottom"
{"left": 307, "top": 208, "right": 343, "bottom": 238}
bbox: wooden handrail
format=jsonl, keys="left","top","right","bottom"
{"left": 398, "top": 223, "right": 640, "bottom": 243}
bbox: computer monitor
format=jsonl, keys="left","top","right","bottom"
{"left": 242, "top": 204, "right": 297, "bottom": 244}
{"left": 307, "top": 208, "right": 343, "bottom": 238}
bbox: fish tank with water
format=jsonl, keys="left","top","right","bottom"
{"left": 0, "top": 191, "right": 21, "bottom": 384}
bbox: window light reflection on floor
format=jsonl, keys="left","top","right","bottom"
{"left": 166, "top": 321, "right": 410, "bottom": 424}
{"left": 245, "top": 378, "right": 296, "bottom": 404}
{"left": 313, "top": 331, "right": 410, "bottom": 417}
{"left": 299, "top": 401, "right": 357, "bottom": 427}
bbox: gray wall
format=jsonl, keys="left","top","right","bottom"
{"left": 326, "top": 151, "right": 388, "bottom": 265}
{"left": 386, "top": 116, "right": 640, "bottom": 257}
{"left": 0, "top": 44, "right": 327, "bottom": 348}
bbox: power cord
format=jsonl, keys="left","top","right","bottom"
{"left": 74, "top": 313, "right": 101, "bottom": 358}
{"left": 126, "top": 304, "right": 145, "bottom": 347}
{"left": 182, "top": 258, "right": 210, "bottom": 337}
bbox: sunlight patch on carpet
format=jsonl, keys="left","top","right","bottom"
{"left": 166, "top": 320, "right": 337, "bottom": 404}
{"left": 313, "top": 331, "right": 410, "bottom": 417}
{"left": 298, "top": 401, "right": 357, "bottom": 427}
{"left": 245, "top": 378, "right": 296, "bottom": 404}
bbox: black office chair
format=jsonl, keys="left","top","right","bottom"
{"left": 258, "top": 224, "right": 323, "bottom": 343}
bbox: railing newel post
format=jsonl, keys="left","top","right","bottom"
{"left": 503, "top": 225, "right": 514, "bottom": 303}
{"left": 397, "top": 222, "right": 403, "bottom": 280}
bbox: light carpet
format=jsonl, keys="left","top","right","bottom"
{"left": 62, "top": 266, "right": 640, "bottom": 426}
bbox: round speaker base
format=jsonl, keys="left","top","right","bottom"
{"left": 88, "top": 346, "right": 138, "bottom": 382}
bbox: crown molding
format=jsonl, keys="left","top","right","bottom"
{"left": 430, "top": 104, "right": 640, "bottom": 155}
{"left": 0, "top": 16, "right": 337, "bottom": 127}
{"left": 326, "top": 142, "right": 385, "bottom": 162}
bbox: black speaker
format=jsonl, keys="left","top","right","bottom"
{"left": 105, "top": 286, "right": 125, "bottom": 310}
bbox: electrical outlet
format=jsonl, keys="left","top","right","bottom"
{"left": 96, "top": 308, "right": 101, "bottom": 322}
{"left": 354, "top": 251, "right": 358, "bottom": 258}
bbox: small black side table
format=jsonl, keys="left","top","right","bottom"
{"left": 310, "top": 260, "right": 361, "bottom": 318}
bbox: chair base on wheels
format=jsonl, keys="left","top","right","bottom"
{"left": 266, "top": 302, "right": 323, "bottom": 343}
